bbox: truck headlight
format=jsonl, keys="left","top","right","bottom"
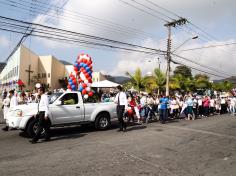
{"left": 15, "top": 109, "right": 23, "bottom": 117}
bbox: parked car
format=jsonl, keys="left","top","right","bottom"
{"left": 7, "top": 91, "right": 117, "bottom": 137}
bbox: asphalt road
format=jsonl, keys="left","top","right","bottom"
{"left": 0, "top": 112, "right": 235, "bottom": 176}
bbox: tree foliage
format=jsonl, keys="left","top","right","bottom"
{"left": 173, "top": 65, "right": 192, "bottom": 78}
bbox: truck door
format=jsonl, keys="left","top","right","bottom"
{"left": 50, "top": 93, "right": 84, "bottom": 124}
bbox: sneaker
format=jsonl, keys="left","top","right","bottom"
{"left": 2, "top": 126, "right": 9, "bottom": 131}
{"left": 29, "top": 140, "right": 37, "bottom": 144}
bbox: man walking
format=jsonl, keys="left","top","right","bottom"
{"left": 115, "top": 85, "right": 128, "bottom": 132}
{"left": 30, "top": 87, "right": 50, "bottom": 143}
{"left": 159, "top": 95, "right": 169, "bottom": 124}
{"left": 2, "top": 90, "right": 18, "bottom": 131}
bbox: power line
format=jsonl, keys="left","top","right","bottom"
{"left": 0, "top": 0, "right": 154, "bottom": 40}
{"left": 180, "top": 42, "right": 236, "bottom": 52}
{"left": 118, "top": 0, "right": 168, "bottom": 22}
{"left": 0, "top": 26, "right": 163, "bottom": 56}
{"left": 171, "top": 53, "right": 233, "bottom": 77}
{"left": 171, "top": 59, "right": 228, "bottom": 79}
{"left": 1, "top": 0, "right": 63, "bottom": 61}
{"left": 129, "top": 0, "right": 174, "bottom": 20}
{"left": 0, "top": 16, "right": 166, "bottom": 54}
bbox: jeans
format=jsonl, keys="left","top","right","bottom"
{"left": 117, "top": 105, "right": 126, "bottom": 130}
{"left": 32, "top": 111, "right": 50, "bottom": 142}
{"left": 159, "top": 109, "right": 167, "bottom": 123}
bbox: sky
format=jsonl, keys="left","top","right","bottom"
{"left": 0, "top": 0, "right": 236, "bottom": 80}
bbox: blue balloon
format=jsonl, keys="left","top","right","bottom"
{"left": 86, "top": 67, "right": 90, "bottom": 72}
{"left": 78, "top": 86, "right": 83, "bottom": 92}
{"left": 80, "top": 63, "right": 83, "bottom": 67}
{"left": 71, "top": 85, "right": 76, "bottom": 89}
{"left": 75, "top": 63, "right": 79, "bottom": 68}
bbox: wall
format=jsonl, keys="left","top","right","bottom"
{"left": 50, "top": 56, "right": 65, "bottom": 90}
{"left": 19, "top": 45, "right": 39, "bottom": 90}
{"left": 38, "top": 56, "right": 52, "bottom": 88}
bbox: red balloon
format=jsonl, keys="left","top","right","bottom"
{"left": 85, "top": 73, "right": 90, "bottom": 78}
{"left": 67, "top": 85, "right": 71, "bottom": 89}
{"left": 84, "top": 59, "right": 88, "bottom": 64}
{"left": 127, "top": 109, "right": 133, "bottom": 115}
{"left": 82, "top": 89, "right": 87, "bottom": 95}
{"left": 88, "top": 91, "right": 93, "bottom": 97}
{"left": 82, "top": 83, "right": 87, "bottom": 89}
{"left": 73, "top": 80, "right": 76, "bottom": 84}
{"left": 74, "top": 67, "right": 78, "bottom": 71}
{"left": 87, "top": 61, "right": 92, "bottom": 65}
{"left": 88, "top": 78, "right": 92, "bottom": 83}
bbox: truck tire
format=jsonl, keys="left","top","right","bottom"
{"left": 26, "top": 118, "right": 45, "bottom": 138}
{"left": 95, "top": 112, "right": 111, "bottom": 130}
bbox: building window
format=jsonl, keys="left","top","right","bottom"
{"left": 48, "top": 73, "right": 50, "bottom": 78}
{"left": 38, "top": 73, "right": 41, "bottom": 78}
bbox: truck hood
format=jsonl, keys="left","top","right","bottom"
{"left": 10, "top": 103, "right": 38, "bottom": 116}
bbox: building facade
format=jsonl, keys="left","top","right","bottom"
{"left": 0, "top": 45, "right": 73, "bottom": 91}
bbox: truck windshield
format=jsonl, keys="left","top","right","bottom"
{"left": 49, "top": 93, "right": 63, "bottom": 104}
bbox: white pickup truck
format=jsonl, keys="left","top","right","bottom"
{"left": 7, "top": 91, "right": 117, "bottom": 137}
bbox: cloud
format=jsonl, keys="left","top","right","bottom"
{"left": 0, "top": 35, "right": 10, "bottom": 48}
{"left": 28, "top": 0, "right": 236, "bottom": 79}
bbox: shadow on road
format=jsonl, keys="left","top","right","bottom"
{"left": 126, "top": 125, "right": 147, "bottom": 132}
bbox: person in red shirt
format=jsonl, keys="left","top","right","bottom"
{"left": 203, "top": 96, "right": 210, "bottom": 117}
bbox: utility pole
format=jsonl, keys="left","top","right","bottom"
{"left": 164, "top": 18, "right": 187, "bottom": 96}
{"left": 157, "top": 57, "right": 161, "bottom": 70}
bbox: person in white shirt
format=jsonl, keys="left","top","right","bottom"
{"left": 2, "top": 90, "right": 18, "bottom": 131}
{"left": 210, "top": 98, "right": 216, "bottom": 115}
{"left": 30, "top": 87, "right": 50, "bottom": 143}
{"left": 197, "top": 98, "right": 203, "bottom": 116}
{"left": 114, "top": 85, "right": 128, "bottom": 132}
{"left": 2, "top": 92, "right": 10, "bottom": 131}
{"left": 10, "top": 90, "right": 18, "bottom": 108}
{"left": 229, "top": 97, "right": 236, "bottom": 116}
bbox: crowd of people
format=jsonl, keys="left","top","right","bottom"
{"left": 114, "top": 86, "right": 236, "bottom": 131}
{"left": 1, "top": 86, "right": 236, "bottom": 141}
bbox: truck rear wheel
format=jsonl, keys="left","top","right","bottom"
{"left": 95, "top": 112, "right": 111, "bottom": 130}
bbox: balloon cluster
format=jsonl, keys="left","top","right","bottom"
{"left": 67, "top": 54, "right": 94, "bottom": 99}
{"left": 67, "top": 74, "right": 77, "bottom": 91}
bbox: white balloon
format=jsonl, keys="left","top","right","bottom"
{"left": 84, "top": 80, "right": 88, "bottom": 83}
{"left": 87, "top": 83, "right": 91, "bottom": 87}
{"left": 86, "top": 87, "right": 91, "bottom": 92}
{"left": 35, "top": 83, "right": 41, "bottom": 88}
{"left": 84, "top": 94, "right": 89, "bottom": 99}
{"left": 80, "top": 72, "right": 86, "bottom": 81}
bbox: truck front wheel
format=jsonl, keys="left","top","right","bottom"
{"left": 26, "top": 118, "right": 45, "bottom": 138}
{"left": 95, "top": 112, "right": 111, "bottom": 130}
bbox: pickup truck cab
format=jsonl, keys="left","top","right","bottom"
{"left": 7, "top": 91, "right": 117, "bottom": 137}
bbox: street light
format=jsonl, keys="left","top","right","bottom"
{"left": 147, "top": 57, "right": 161, "bottom": 70}
{"left": 165, "top": 35, "right": 198, "bottom": 96}
{"left": 172, "top": 36, "right": 198, "bottom": 53}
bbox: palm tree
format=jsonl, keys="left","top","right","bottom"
{"left": 152, "top": 68, "right": 166, "bottom": 95}
{"left": 125, "top": 68, "right": 146, "bottom": 91}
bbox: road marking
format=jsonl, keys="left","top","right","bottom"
{"left": 163, "top": 125, "right": 236, "bottom": 140}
